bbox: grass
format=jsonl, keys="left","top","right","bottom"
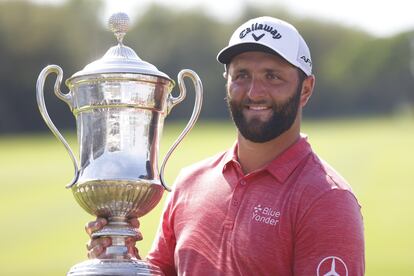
{"left": 0, "top": 117, "right": 413, "bottom": 275}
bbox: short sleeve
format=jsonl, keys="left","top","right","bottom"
{"left": 293, "top": 189, "right": 365, "bottom": 276}
{"left": 146, "top": 191, "right": 177, "bottom": 276}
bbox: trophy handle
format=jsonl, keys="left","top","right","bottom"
{"left": 36, "top": 65, "right": 80, "bottom": 189}
{"left": 160, "top": 69, "right": 203, "bottom": 192}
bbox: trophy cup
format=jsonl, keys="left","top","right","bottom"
{"left": 36, "top": 13, "right": 203, "bottom": 275}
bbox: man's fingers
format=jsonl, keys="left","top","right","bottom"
{"left": 85, "top": 218, "right": 107, "bottom": 236}
{"left": 127, "top": 219, "right": 143, "bottom": 241}
{"left": 127, "top": 244, "right": 141, "bottom": 259}
{"left": 128, "top": 218, "right": 140, "bottom": 228}
{"left": 86, "top": 237, "right": 111, "bottom": 251}
{"left": 87, "top": 244, "right": 105, "bottom": 259}
{"left": 134, "top": 230, "right": 143, "bottom": 241}
{"left": 84, "top": 217, "right": 142, "bottom": 260}
{"left": 125, "top": 236, "right": 137, "bottom": 246}
{"left": 125, "top": 236, "right": 141, "bottom": 259}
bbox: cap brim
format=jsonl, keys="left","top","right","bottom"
{"left": 217, "top": 42, "right": 282, "bottom": 64}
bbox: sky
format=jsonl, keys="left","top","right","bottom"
{"left": 32, "top": 0, "right": 414, "bottom": 37}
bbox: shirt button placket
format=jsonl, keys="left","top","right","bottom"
{"left": 232, "top": 179, "right": 247, "bottom": 207}
{"left": 228, "top": 179, "right": 246, "bottom": 229}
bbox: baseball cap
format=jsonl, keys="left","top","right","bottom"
{"left": 217, "top": 16, "right": 312, "bottom": 76}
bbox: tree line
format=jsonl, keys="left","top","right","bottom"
{"left": 0, "top": 0, "right": 413, "bottom": 134}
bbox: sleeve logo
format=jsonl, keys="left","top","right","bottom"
{"left": 316, "top": 256, "right": 348, "bottom": 276}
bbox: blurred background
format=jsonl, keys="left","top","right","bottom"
{"left": 0, "top": 0, "right": 413, "bottom": 275}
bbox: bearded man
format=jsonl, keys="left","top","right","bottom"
{"left": 87, "top": 16, "right": 365, "bottom": 276}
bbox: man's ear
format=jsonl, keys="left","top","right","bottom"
{"left": 300, "top": 75, "right": 315, "bottom": 107}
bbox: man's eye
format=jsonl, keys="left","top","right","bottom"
{"left": 235, "top": 73, "right": 248, "bottom": 80}
{"left": 266, "top": 73, "right": 279, "bottom": 80}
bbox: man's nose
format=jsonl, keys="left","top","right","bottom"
{"left": 247, "top": 77, "right": 266, "bottom": 100}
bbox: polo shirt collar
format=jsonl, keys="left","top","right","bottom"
{"left": 221, "top": 141, "right": 239, "bottom": 172}
{"left": 265, "top": 135, "right": 312, "bottom": 183}
{"left": 221, "top": 135, "right": 312, "bottom": 183}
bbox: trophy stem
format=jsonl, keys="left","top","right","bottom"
{"left": 93, "top": 216, "right": 136, "bottom": 236}
{"left": 92, "top": 216, "right": 136, "bottom": 257}
{"left": 68, "top": 215, "right": 164, "bottom": 275}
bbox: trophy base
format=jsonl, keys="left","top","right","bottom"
{"left": 67, "top": 258, "right": 164, "bottom": 276}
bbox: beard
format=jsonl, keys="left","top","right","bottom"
{"left": 226, "top": 85, "right": 302, "bottom": 143}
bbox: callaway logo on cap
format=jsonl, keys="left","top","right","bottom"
{"left": 217, "top": 16, "right": 312, "bottom": 76}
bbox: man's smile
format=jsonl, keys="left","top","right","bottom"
{"left": 246, "top": 105, "right": 271, "bottom": 110}
{"left": 244, "top": 104, "right": 273, "bottom": 118}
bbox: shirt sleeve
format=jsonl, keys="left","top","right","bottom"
{"left": 293, "top": 189, "right": 365, "bottom": 276}
{"left": 146, "top": 191, "right": 177, "bottom": 276}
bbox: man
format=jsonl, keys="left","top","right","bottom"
{"left": 87, "top": 16, "right": 365, "bottom": 275}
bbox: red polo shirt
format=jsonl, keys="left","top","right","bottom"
{"left": 147, "top": 136, "right": 365, "bottom": 275}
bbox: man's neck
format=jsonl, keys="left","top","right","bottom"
{"left": 236, "top": 127, "right": 300, "bottom": 174}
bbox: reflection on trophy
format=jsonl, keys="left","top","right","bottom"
{"left": 36, "top": 12, "right": 203, "bottom": 275}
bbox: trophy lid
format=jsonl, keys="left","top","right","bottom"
{"left": 68, "top": 12, "right": 172, "bottom": 82}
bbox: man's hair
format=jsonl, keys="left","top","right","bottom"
{"left": 297, "top": 69, "right": 307, "bottom": 86}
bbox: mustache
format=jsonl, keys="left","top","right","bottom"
{"left": 225, "top": 95, "right": 271, "bottom": 106}
{"left": 241, "top": 98, "right": 270, "bottom": 106}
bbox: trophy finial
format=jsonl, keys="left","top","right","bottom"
{"left": 108, "top": 12, "right": 130, "bottom": 44}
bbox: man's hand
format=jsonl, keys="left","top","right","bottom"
{"left": 85, "top": 217, "right": 143, "bottom": 259}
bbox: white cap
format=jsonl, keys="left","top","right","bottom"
{"left": 217, "top": 16, "right": 312, "bottom": 76}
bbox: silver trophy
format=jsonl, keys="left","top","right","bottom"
{"left": 36, "top": 13, "right": 202, "bottom": 275}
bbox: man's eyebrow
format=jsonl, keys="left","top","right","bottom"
{"left": 230, "top": 68, "right": 249, "bottom": 74}
{"left": 264, "top": 68, "right": 282, "bottom": 73}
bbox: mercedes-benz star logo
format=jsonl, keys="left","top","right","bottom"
{"left": 316, "top": 256, "right": 348, "bottom": 276}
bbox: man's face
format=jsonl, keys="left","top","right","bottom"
{"left": 225, "top": 51, "right": 304, "bottom": 143}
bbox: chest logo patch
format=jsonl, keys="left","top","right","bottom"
{"left": 252, "top": 204, "right": 280, "bottom": 226}
{"left": 317, "top": 256, "right": 348, "bottom": 276}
